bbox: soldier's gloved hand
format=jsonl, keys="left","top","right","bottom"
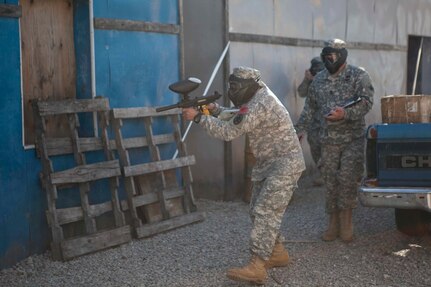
{"left": 325, "top": 106, "right": 346, "bottom": 122}
{"left": 182, "top": 107, "right": 199, "bottom": 121}
{"left": 304, "top": 69, "right": 314, "bottom": 81}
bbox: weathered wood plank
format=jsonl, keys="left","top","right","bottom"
{"left": 123, "top": 155, "right": 196, "bottom": 177}
{"left": 50, "top": 160, "right": 121, "bottom": 185}
{"left": 22, "top": 0, "right": 76, "bottom": 145}
{"left": 136, "top": 212, "right": 206, "bottom": 238}
{"left": 55, "top": 201, "right": 114, "bottom": 225}
{"left": 121, "top": 134, "right": 175, "bottom": 149}
{"left": 37, "top": 98, "right": 110, "bottom": 116}
{"left": 45, "top": 137, "right": 104, "bottom": 156}
{"left": 112, "top": 107, "right": 181, "bottom": 119}
{"left": 229, "top": 32, "right": 407, "bottom": 52}
{"left": 61, "top": 226, "right": 132, "bottom": 260}
{"left": 94, "top": 18, "right": 180, "bottom": 34}
{"left": 0, "top": 4, "right": 21, "bottom": 18}
{"left": 121, "top": 187, "right": 185, "bottom": 210}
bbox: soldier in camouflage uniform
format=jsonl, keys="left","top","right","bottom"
{"left": 295, "top": 39, "right": 374, "bottom": 243}
{"left": 297, "top": 57, "right": 326, "bottom": 185}
{"left": 183, "top": 66, "right": 305, "bottom": 285}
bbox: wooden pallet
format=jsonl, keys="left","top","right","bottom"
{"left": 110, "top": 107, "right": 205, "bottom": 238}
{"left": 32, "top": 98, "right": 132, "bottom": 261}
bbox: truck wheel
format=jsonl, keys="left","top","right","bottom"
{"left": 395, "top": 208, "right": 431, "bottom": 236}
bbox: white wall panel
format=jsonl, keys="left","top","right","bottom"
{"left": 229, "top": 0, "right": 274, "bottom": 35}
{"left": 346, "top": 0, "right": 375, "bottom": 43}
{"left": 312, "top": 0, "right": 347, "bottom": 40}
{"left": 228, "top": 0, "right": 431, "bottom": 171}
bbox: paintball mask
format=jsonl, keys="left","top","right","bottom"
{"left": 320, "top": 39, "right": 348, "bottom": 74}
{"left": 228, "top": 67, "right": 261, "bottom": 107}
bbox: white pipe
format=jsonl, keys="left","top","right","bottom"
{"left": 89, "top": 0, "right": 98, "bottom": 136}
{"left": 172, "top": 41, "right": 230, "bottom": 159}
{"left": 412, "top": 37, "right": 423, "bottom": 96}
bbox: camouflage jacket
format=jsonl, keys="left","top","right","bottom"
{"left": 297, "top": 77, "right": 320, "bottom": 133}
{"left": 199, "top": 85, "right": 305, "bottom": 181}
{"left": 295, "top": 64, "right": 374, "bottom": 144}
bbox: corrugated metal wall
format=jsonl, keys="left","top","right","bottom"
{"left": 227, "top": 0, "right": 431, "bottom": 171}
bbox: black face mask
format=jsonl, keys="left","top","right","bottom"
{"left": 321, "top": 47, "right": 348, "bottom": 74}
{"left": 228, "top": 75, "right": 260, "bottom": 107}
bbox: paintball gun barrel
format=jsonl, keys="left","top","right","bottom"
{"left": 156, "top": 77, "right": 222, "bottom": 113}
{"left": 325, "top": 97, "right": 362, "bottom": 117}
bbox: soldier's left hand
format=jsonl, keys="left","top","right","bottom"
{"left": 182, "top": 107, "right": 199, "bottom": 121}
{"left": 325, "top": 106, "right": 346, "bottom": 121}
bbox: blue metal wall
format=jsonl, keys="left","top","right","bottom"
{"left": 93, "top": 0, "right": 179, "bottom": 108}
{"left": 0, "top": 0, "right": 180, "bottom": 269}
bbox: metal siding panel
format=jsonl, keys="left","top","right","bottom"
{"left": 93, "top": 0, "right": 178, "bottom": 24}
{"left": 273, "top": 0, "right": 315, "bottom": 39}
{"left": 229, "top": 0, "right": 274, "bottom": 35}
{"left": 0, "top": 18, "right": 30, "bottom": 269}
{"left": 95, "top": 30, "right": 179, "bottom": 108}
{"left": 373, "top": 0, "right": 398, "bottom": 45}
{"left": 346, "top": 0, "right": 375, "bottom": 43}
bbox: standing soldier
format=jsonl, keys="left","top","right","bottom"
{"left": 295, "top": 39, "right": 374, "bottom": 242}
{"left": 182, "top": 66, "right": 305, "bottom": 285}
{"left": 297, "top": 57, "right": 326, "bottom": 185}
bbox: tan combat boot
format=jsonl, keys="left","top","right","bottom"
{"left": 339, "top": 209, "right": 353, "bottom": 242}
{"left": 226, "top": 255, "right": 268, "bottom": 285}
{"left": 322, "top": 211, "right": 339, "bottom": 241}
{"left": 266, "top": 242, "right": 290, "bottom": 268}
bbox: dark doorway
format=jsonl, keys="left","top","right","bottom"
{"left": 407, "top": 35, "right": 431, "bottom": 95}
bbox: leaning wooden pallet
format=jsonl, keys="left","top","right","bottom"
{"left": 32, "top": 98, "right": 131, "bottom": 261}
{"left": 110, "top": 107, "right": 205, "bottom": 238}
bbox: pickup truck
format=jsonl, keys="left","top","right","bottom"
{"left": 359, "top": 123, "right": 431, "bottom": 236}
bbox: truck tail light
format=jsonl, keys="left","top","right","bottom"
{"left": 364, "top": 178, "right": 379, "bottom": 187}
{"left": 367, "top": 126, "right": 378, "bottom": 139}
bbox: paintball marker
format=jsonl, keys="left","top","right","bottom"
{"left": 325, "top": 97, "right": 362, "bottom": 117}
{"left": 156, "top": 77, "right": 222, "bottom": 114}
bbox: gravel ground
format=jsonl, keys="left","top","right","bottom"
{"left": 1, "top": 176, "right": 431, "bottom": 287}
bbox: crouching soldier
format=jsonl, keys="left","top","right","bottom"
{"left": 182, "top": 66, "right": 305, "bottom": 285}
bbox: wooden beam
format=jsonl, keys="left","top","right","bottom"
{"left": 61, "top": 226, "right": 132, "bottom": 260}
{"left": 229, "top": 32, "right": 407, "bottom": 52}
{"left": 123, "top": 155, "right": 196, "bottom": 177}
{"left": 50, "top": 160, "right": 121, "bottom": 185}
{"left": 36, "top": 98, "right": 110, "bottom": 116}
{"left": 0, "top": 4, "right": 21, "bottom": 18}
{"left": 94, "top": 18, "right": 180, "bottom": 34}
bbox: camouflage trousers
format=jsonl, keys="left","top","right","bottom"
{"left": 307, "top": 129, "right": 322, "bottom": 165}
{"left": 249, "top": 172, "right": 301, "bottom": 260}
{"left": 320, "top": 137, "right": 365, "bottom": 213}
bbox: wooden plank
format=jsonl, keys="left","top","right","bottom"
{"left": 120, "top": 134, "right": 175, "bottom": 149}
{"left": 45, "top": 137, "right": 104, "bottom": 156}
{"left": 229, "top": 32, "right": 407, "bottom": 52}
{"left": 37, "top": 98, "right": 110, "bottom": 116}
{"left": 55, "top": 201, "right": 114, "bottom": 225}
{"left": 121, "top": 187, "right": 185, "bottom": 210}
{"left": 0, "top": 4, "right": 21, "bottom": 18}
{"left": 22, "top": 0, "right": 76, "bottom": 145}
{"left": 50, "top": 160, "right": 121, "bottom": 185}
{"left": 112, "top": 107, "right": 181, "bottom": 119}
{"left": 94, "top": 18, "right": 180, "bottom": 35}
{"left": 61, "top": 225, "right": 132, "bottom": 260}
{"left": 135, "top": 212, "right": 206, "bottom": 238}
{"left": 123, "top": 155, "right": 196, "bottom": 177}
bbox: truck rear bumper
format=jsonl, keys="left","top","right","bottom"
{"left": 359, "top": 186, "right": 431, "bottom": 211}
